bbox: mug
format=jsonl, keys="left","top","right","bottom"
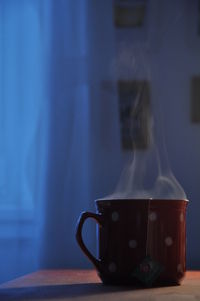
{"left": 76, "top": 198, "right": 188, "bottom": 286}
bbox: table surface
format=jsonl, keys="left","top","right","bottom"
{"left": 0, "top": 270, "right": 200, "bottom": 301}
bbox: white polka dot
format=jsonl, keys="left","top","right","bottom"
{"left": 111, "top": 211, "right": 119, "bottom": 222}
{"left": 108, "top": 262, "right": 117, "bottom": 273}
{"left": 180, "top": 213, "right": 184, "bottom": 222}
{"left": 149, "top": 212, "right": 157, "bottom": 221}
{"left": 129, "top": 240, "right": 137, "bottom": 249}
{"left": 177, "top": 263, "right": 183, "bottom": 273}
{"left": 165, "top": 236, "right": 173, "bottom": 246}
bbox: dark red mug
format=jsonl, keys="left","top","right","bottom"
{"left": 76, "top": 198, "right": 188, "bottom": 286}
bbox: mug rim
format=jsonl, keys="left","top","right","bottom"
{"left": 95, "top": 198, "right": 189, "bottom": 205}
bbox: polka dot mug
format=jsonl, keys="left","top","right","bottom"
{"left": 76, "top": 198, "right": 188, "bottom": 287}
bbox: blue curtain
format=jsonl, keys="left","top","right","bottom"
{"left": 0, "top": 0, "right": 121, "bottom": 283}
{"left": 0, "top": 0, "right": 44, "bottom": 283}
{"left": 39, "top": 0, "right": 121, "bottom": 269}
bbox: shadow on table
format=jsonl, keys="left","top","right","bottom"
{"left": 0, "top": 283, "right": 138, "bottom": 300}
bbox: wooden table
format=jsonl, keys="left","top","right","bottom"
{"left": 0, "top": 270, "right": 200, "bottom": 300}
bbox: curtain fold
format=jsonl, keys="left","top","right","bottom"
{"left": 38, "top": 0, "right": 91, "bottom": 268}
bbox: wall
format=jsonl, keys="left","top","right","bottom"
{"left": 89, "top": 0, "right": 200, "bottom": 269}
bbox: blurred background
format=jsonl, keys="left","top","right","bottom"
{"left": 0, "top": 0, "right": 200, "bottom": 284}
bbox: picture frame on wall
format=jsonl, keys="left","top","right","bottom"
{"left": 185, "top": 0, "right": 200, "bottom": 51}
{"left": 118, "top": 80, "right": 151, "bottom": 150}
{"left": 190, "top": 76, "right": 200, "bottom": 123}
{"left": 113, "top": 0, "right": 162, "bottom": 52}
{"left": 114, "top": 0, "right": 147, "bottom": 28}
{"left": 198, "top": 0, "right": 200, "bottom": 35}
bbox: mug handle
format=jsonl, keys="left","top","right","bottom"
{"left": 76, "top": 211, "right": 103, "bottom": 271}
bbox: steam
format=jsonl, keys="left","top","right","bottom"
{"left": 106, "top": 41, "right": 187, "bottom": 200}
{"left": 108, "top": 112, "right": 186, "bottom": 200}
